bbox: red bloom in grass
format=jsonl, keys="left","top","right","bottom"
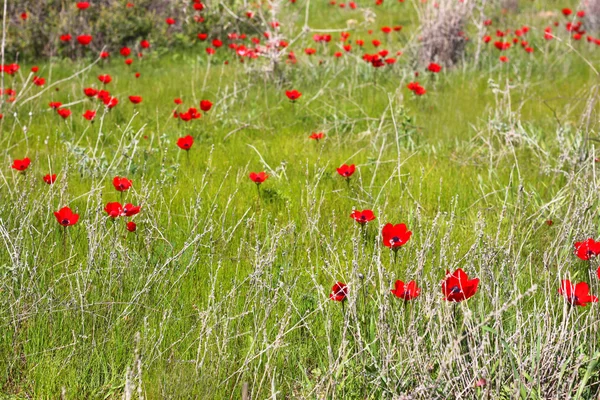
{"left": 559, "top": 280, "right": 598, "bottom": 307}
{"left": 381, "top": 26, "right": 392, "bottom": 34}
{"left": 249, "top": 172, "right": 268, "bottom": 184}
{"left": 126, "top": 221, "right": 137, "bottom": 232}
{"left": 77, "top": 35, "right": 92, "bottom": 46}
{"left": 166, "top": 17, "right": 176, "bottom": 25}
{"left": 390, "top": 280, "right": 420, "bottom": 301}
{"left": 100, "top": 51, "right": 110, "bottom": 59}
{"left": 597, "top": 265, "right": 600, "bottom": 280}
{"left": 499, "top": 56, "right": 509, "bottom": 63}
{"left": 43, "top": 174, "right": 57, "bottom": 185}
{"left": 140, "top": 40, "right": 150, "bottom": 49}
{"left": 83, "top": 110, "right": 96, "bottom": 121}
{"left": 128, "top": 95, "right": 142, "bottom": 104}
{"left": 309, "top": 132, "right": 324, "bottom": 141}
{"left": 20, "top": 12, "right": 28, "bottom": 20}
{"left": 57, "top": 108, "right": 71, "bottom": 119}
{"left": 372, "top": 40, "right": 381, "bottom": 47}
{"left": 54, "top": 206, "right": 79, "bottom": 227}
{"left": 76, "top": 2, "right": 90, "bottom": 9}
{"left": 120, "top": 47, "right": 131, "bottom": 57}
{"left": 98, "top": 74, "right": 112, "bottom": 84}
{"left": 60, "top": 34, "right": 72, "bottom": 42}
{"left": 177, "top": 135, "right": 194, "bottom": 150}
{"left": 206, "top": 47, "right": 216, "bottom": 55}
{"left": 33, "top": 76, "right": 45, "bottom": 86}
{"left": 200, "top": 100, "right": 213, "bottom": 112}
{"left": 483, "top": 35, "right": 491, "bottom": 43}
{"left": 113, "top": 176, "right": 132, "bottom": 192}
{"left": 212, "top": 39, "right": 223, "bottom": 48}
{"left": 494, "top": 41, "right": 511, "bottom": 51}
{"left": 12, "top": 157, "right": 31, "bottom": 171}
{"left": 562, "top": 8, "right": 572, "bottom": 16}
{"left": 49, "top": 102, "right": 62, "bottom": 109}
{"left": 427, "top": 62, "right": 442, "bottom": 73}
{"left": 441, "top": 268, "right": 479, "bottom": 302}
{"left": 285, "top": 90, "right": 302, "bottom": 102}
{"left": 124, "top": 58, "right": 133, "bottom": 66}
{"left": 350, "top": 209, "right": 376, "bottom": 225}
{"left": 330, "top": 282, "right": 348, "bottom": 302}
{"left": 31, "top": 66, "right": 39, "bottom": 73}
{"left": 336, "top": 164, "right": 355, "bottom": 178}
{"left": 105, "top": 202, "right": 124, "bottom": 218}
{"left": 174, "top": 98, "right": 183, "bottom": 105}
{"left": 104, "top": 96, "right": 119, "bottom": 109}
{"left": 123, "top": 203, "right": 141, "bottom": 217}
{"left": 84, "top": 87, "right": 98, "bottom": 97}
{"left": 407, "top": 82, "right": 426, "bottom": 96}
{"left": 574, "top": 238, "right": 600, "bottom": 260}
{"left": 381, "top": 223, "right": 412, "bottom": 249}
{"left": 198, "top": 33, "right": 208, "bottom": 41}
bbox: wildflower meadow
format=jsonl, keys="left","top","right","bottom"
{"left": 1, "top": 0, "right": 600, "bottom": 398}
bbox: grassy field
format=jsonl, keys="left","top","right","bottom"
{"left": 1, "top": 0, "right": 600, "bottom": 398}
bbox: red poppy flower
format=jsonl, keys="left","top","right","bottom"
{"left": 104, "top": 96, "right": 119, "bottom": 108}
{"left": 336, "top": 164, "right": 355, "bottom": 178}
{"left": 49, "top": 101, "right": 62, "bottom": 109}
{"left": 166, "top": 17, "right": 176, "bottom": 25}
{"left": 499, "top": 55, "right": 509, "bottom": 63}
{"left": 559, "top": 280, "right": 598, "bottom": 306}
{"left": 330, "top": 282, "right": 348, "bottom": 301}
{"left": 174, "top": 98, "right": 183, "bottom": 105}
{"left": 83, "top": 110, "right": 96, "bottom": 121}
{"left": 562, "top": 8, "right": 572, "bottom": 16}
{"left": 20, "top": 12, "right": 28, "bottom": 20}
{"left": 198, "top": 33, "right": 208, "bottom": 41}
{"left": 84, "top": 87, "right": 98, "bottom": 97}
{"left": 249, "top": 172, "right": 268, "bottom": 184}
{"left": 77, "top": 35, "right": 92, "bottom": 46}
{"left": 105, "top": 202, "right": 124, "bottom": 218}
{"left": 57, "top": 108, "right": 71, "bottom": 119}
{"left": 125, "top": 58, "right": 133, "bottom": 65}
{"left": 76, "top": 2, "right": 90, "bottom": 9}
{"left": 54, "top": 206, "right": 79, "bottom": 227}
{"left": 200, "top": 100, "right": 213, "bottom": 112}
{"left": 43, "top": 174, "right": 57, "bottom": 185}
{"left": 12, "top": 157, "right": 31, "bottom": 171}
{"left": 126, "top": 221, "right": 137, "bottom": 232}
{"left": 441, "top": 268, "right": 479, "bottom": 302}
{"left": 390, "top": 280, "right": 420, "bottom": 300}
{"left": 123, "top": 204, "right": 141, "bottom": 217}
{"left": 177, "top": 135, "right": 194, "bottom": 150}
{"left": 597, "top": 265, "right": 600, "bottom": 280}
{"left": 31, "top": 66, "right": 39, "bottom": 73}
{"left": 381, "top": 26, "right": 392, "bottom": 34}
{"left": 60, "top": 34, "right": 72, "bottom": 42}
{"left": 135, "top": 72, "right": 141, "bottom": 78}
{"left": 140, "top": 40, "right": 150, "bottom": 49}
{"left": 574, "top": 238, "right": 600, "bottom": 260}
{"left": 100, "top": 51, "right": 110, "bottom": 59}
{"left": 129, "top": 95, "right": 142, "bottom": 104}
{"left": 381, "top": 223, "right": 412, "bottom": 249}
{"left": 309, "top": 132, "right": 324, "bottom": 141}
{"left": 427, "top": 62, "right": 442, "bottom": 73}
{"left": 98, "top": 74, "right": 112, "bottom": 84}
{"left": 285, "top": 90, "right": 302, "bottom": 101}
{"left": 113, "top": 176, "right": 132, "bottom": 191}
{"left": 33, "top": 76, "right": 45, "bottom": 86}
{"left": 120, "top": 47, "right": 131, "bottom": 57}
{"left": 350, "top": 209, "right": 376, "bottom": 224}
{"left": 206, "top": 48, "right": 215, "bottom": 55}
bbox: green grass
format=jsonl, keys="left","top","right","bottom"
{"left": 1, "top": 0, "right": 600, "bottom": 398}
